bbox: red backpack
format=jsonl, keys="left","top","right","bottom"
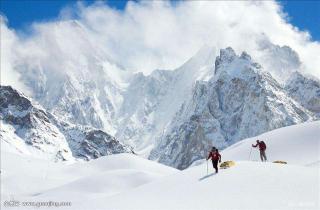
{"left": 260, "top": 141, "right": 266, "bottom": 150}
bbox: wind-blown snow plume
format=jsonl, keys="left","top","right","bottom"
{"left": 1, "top": 0, "right": 320, "bottom": 93}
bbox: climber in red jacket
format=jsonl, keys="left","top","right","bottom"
{"left": 252, "top": 140, "right": 267, "bottom": 162}
{"left": 207, "top": 147, "right": 221, "bottom": 173}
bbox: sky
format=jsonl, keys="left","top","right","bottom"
{"left": 1, "top": 0, "right": 319, "bottom": 40}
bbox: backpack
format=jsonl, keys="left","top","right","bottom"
{"left": 260, "top": 141, "right": 266, "bottom": 150}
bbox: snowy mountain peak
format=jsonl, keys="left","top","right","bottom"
{"left": 214, "top": 47, "right": 237, "bottom": 72}
{"left": 240, "top": 51, "right": 252, "bottom": 61}
{"left": 219, "top": 47, "right": 237, "bottom": 61}
{"left": 256, "top": 37, "right": 302, "bottom": 82}
{"left": 214, "top": 47, "right": 261, "bottom": 78}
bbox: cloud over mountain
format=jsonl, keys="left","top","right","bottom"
{"left": 1, "top": 0, "right": 320, "bottom": 92}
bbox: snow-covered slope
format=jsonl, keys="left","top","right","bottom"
{"left": 87, "top": 162, "right": 318, "bottom": 210}
{"left": 3, "top": 121, "right": 317, "bottom": 210}
{"left": 68, "top": 121, "right": 320, "bottom": 210}
{"left": 1, "top": 150, "right": 178, "bottom": 205}
{"left": 150, "top": 48, "right": 315, "bottom": 169}
{"left": 213, "top": 120, "right": 319, "bottom": 166}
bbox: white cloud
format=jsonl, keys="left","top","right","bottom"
{"left": 1, "top": 0, "right": 319, "bottom": 93}
{"left": 0, "top": 16, "right": 30, "bottom": 93}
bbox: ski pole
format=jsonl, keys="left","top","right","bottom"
{"left": 248, "top": 147, "right": 252, "bottom": 161}
{"left": 206, "top": 160, "right": 208, "bottom": 175}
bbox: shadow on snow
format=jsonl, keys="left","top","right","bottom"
{"left": 199, "top": 173, "right": 217, "bottom": 181}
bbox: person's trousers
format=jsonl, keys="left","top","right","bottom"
{"left": 212, "top": 160, "right": 219, "bottom": 173}
{"left": 260, "top": 150, "right": 267, "bottom": 162}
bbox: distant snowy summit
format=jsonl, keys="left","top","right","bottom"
{"left": 0, "top": 86, "right": 133, "bottom": 161}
